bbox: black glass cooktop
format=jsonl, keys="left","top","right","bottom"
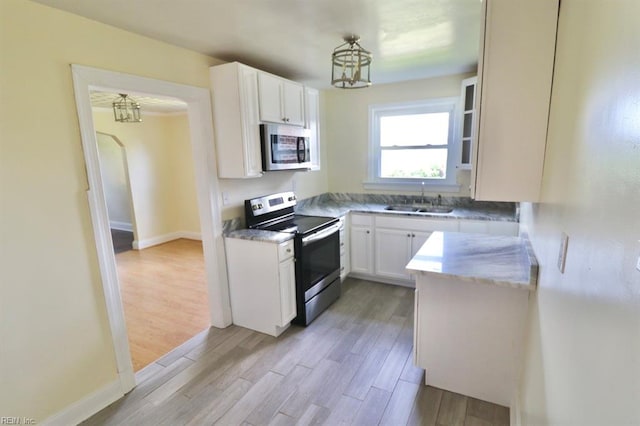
{"left": 257, "top": 214, "right": 337, "bottom": 235}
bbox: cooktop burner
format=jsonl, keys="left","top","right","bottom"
{"left": 257, "top": 214, "right": 337, "bottom": 235}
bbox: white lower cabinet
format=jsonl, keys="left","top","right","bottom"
{"left": 411, "top": 231, "right": 432, "bottom": 258}
{"left": 349, "top": 214, "right": 374, "bottom": 275}
{"left": 338, "top": 216, "right": 350, "bottom": 280}
{"left": 350, "top": 213, "right": 518, "bottom": 285}
{"left": 278, "top": 257, "right": 296, "bottom": 325}
{"left": 225, "top": 237, "right": 296, "bottom": 337}
{"left": 375, "top": 228, "right": 414, "bottom": 281}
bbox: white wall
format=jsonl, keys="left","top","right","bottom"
{"left": 518, "top": 0, "right": 640, "bottom": 423}
{"left": 324, "top": 74, "right": 474, "bottom": 196}
{"left": 96, "top": 133, "right": 133, "bottom": 229}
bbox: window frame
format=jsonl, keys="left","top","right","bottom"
{"left": 366, "top": 98, "right": 460, "bottom": 191}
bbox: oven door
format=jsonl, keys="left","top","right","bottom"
{"left": 297, "top": 223, "right": 341, "bottom": 302}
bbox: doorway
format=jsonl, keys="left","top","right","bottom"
{"left": 95, "top": 132, "right": 136, "bottom": 253}
{"left": 71, "top": 65, "right": 232, "bottom": 394}
{"left": 92, "top": 97, "right": 211, "bottom": 372}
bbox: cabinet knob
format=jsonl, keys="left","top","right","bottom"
{"left": 286, "top": 248, "right": 292, "bottom": 253}
{"left": 407, "top": 233, "right": 411, "bottom": 237}
{"left": 412, "top": 233, "right": 416, "bottom": 237}
{"left": 366, "top": 230, "right": 370, "bottom": 234}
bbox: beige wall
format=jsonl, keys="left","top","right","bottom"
{"left": 518, "top": 0, "right": 640, "bottom": 423}
{"left": 0, "top": 0, "right": 328, "bottom": 420}
{"left": 0, "top": 0, "right": 223, "bottom": 421}
{"left": 93, "top": 111, "right": 201, "bottom": 241}
{"left": 324, "top": 75, "right": 474, "bottom": 196}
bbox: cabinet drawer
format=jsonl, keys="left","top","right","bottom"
{"left": 351, "top": 214, "right": 373, "bottom": 226}
{"left": 375, "top": 215, "right": 459, "bottom": 232}
{"left": 278, "top": 240, "right": 294, "bottom": 261}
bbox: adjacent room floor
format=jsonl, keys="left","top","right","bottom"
{"left": 84, "top": 278, "right": 509, "bottom": 425}
{"left": 115, "top": 238, "right": 210, "bottom": 371}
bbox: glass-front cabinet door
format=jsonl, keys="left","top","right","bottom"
{"left": 459, "top": 76, "right": 477, "bottom": 169}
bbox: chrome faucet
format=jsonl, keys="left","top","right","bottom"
{"left": 420, "top": 182, "right": 425, "bottom": 204}
{"left": 435, "top": 194, "right": 442, "bottom": 206}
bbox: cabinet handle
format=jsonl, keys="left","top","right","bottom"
{"left": 412, "top": 233, "right": 416, "bottom": 237}
{"left": 407, "top": 233, "right": 411, "bottom": 237}
{"left": 286, "top": 248, "right": 292, "bottom": 253}
{"left": 366, "top": 230, "right": 370, "bottom": 234}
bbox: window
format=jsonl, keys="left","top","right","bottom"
{"left": 368, "top": 98, "right": 459, "bottom": 189}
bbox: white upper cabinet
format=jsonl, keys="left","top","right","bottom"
{"left": 304, "top": 87, "right": 321, "bottom": 171}
{"left": 458, "top": 76, "right": 477, "bottom": 170}
{"left": 210, "top": 62, "right": 263, "bottom": 179}
{"left": 258, "top": 72, "right": 305, "bottom": 126}
{"left": 472, "top": 0, "right": 559, "bottom": 201}
{"left": 210, "top": 62, "right": 316, "bottom": 178}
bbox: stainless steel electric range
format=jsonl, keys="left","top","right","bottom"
{"left": 245, "top": 192, "right": 341, "bottom": 325}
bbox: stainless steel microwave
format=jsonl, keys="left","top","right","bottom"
{"left": 260, "top": 124, "right": 311, "bottom": 171}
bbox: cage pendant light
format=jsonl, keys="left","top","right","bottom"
{"left": 331, "top": 35, "right": 372, "bottom": 89}
{"left": 112, "top": 93, "right": 142, "bottom": 123}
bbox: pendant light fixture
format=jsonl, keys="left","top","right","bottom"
{"left": 331, "top": 35, "right": 372, "bottom": 89}
{"left": 112, "top": 93, "right": 142, "bottom": 123}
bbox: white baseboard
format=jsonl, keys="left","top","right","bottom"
{"left": 43, "top": 379, "right": 123, "bottom": 426}
{"left": 133, "top": 231, "right": 202, "bottom": 250}
{"left": 109, "top": 221, "right": 133, "bottom": 232}
{"left": 179, "top": 231, "right": 202, "bottom": 241}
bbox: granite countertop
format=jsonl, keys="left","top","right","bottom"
{"left": 224, "top": 229, "right": 294, "bottom": 244}
{"left": 295, "top": 193, "right": 517, "bottom": 223}
{"left": 224, "top": 193, "right": 518, "bottom": 243}
{"left": 406, "top": 231, "right": 538, "bottom": 291}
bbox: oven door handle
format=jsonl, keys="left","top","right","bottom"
{"left": 301, "top": 223, "right": 341, "bottom": 246}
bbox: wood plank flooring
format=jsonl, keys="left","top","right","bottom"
{"left": 116, "top": 238, "right": 210, "bottom": 371}
{"left": 84, "top": 278, "right": 509, "bottom": 425}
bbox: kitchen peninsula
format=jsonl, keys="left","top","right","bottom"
{"left": 407, "top": 231, "right": 538, "bottom": 408}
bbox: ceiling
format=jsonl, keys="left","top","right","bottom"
{"left": 33, "top": 0, "right": 482, "bottom": 89}
{"left": 90, "top": 91, "right": 188, "bottom": 113}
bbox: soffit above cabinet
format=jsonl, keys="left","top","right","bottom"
{"left": 32, "top": 0, "right": 482, "bottom": 89}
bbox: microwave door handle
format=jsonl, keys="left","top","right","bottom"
{"left": 297, "top": 137, "right": 306, "bottom": 162}
{"left": 301, "top": 223, "right": 341, "bottom": 246}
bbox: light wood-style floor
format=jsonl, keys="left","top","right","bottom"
{"left": 116, "top": 238, "right": 210, "bottom": 371}
{"left": 85, "top": 278, "right": 509, "bottom": 426}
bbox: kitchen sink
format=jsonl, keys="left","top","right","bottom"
{"left": 385, "top": 205, "right": 453, "bottom": 214}
{"left": 385, "top": 205, "right": 420, "bottom": 212}
{"left": 418, "top": 206, "right": 454, "bottom": 214}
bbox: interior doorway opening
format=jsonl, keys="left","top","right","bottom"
{"left": 92, "top": 97, "right": 211, "bottom": 372}
{"left": 72, "top": 64, "right": 232, "bottom": 394}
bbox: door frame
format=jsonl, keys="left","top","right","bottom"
{"left": 71, "top": 64, "right": 232, "bottom": 393}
